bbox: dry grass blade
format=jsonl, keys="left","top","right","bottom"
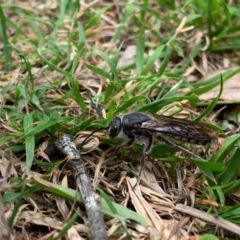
{"left": 127, "top": 178, "right": 182, "bottom": 240}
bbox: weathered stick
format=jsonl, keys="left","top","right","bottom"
{"left": 175, "top": 203, "right": 240, "bottom": 237}
{"left": 55, "top": 135, "right": 108, "bottom": 240}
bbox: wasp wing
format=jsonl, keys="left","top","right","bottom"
{"left": 135, "top": 114, "right": 216, "bottom": 144}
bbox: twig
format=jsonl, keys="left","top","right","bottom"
{"left": 175, "top": 203, "right": 240, "bottom": 237}
{"left": 55, "top": 135, "right": 108, "bottom": 240}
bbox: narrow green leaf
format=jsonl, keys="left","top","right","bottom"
{"left": 70, "top": 77, "right": 86, "bottom": 110}
{"left": 161, "top": 80, "right": 184, "bottom": 99}
{"left": 218, "top": 148, "right": 240, "bottom": 185}
{"left": 8, "top": 182, "right": 26, "bottom": 229}
{"left": 193, "top": 68, "right": 240, "bottom": 88}
{"left": 97, "top": 50, "right": 119, "bottom": 81}
{"left": 193, "top": 160, "right": 216, "bottom": 182}
{"left": 17, "top": 85, "right": 28, "bottom": 100}
{"left": 192, "top": 160, "right": 225, "bottom": 172}
{"left": 36, "top": 48, "right": 71, "bottom": 77}
{"left": 0, "top": 136, "right": 14, "bottom": 146}
{"left": 85, "top": 7, "right": 109, "bottom": 29}
{"left": 223, "top": 179, "right": 240, "bottom": 195}
{"left": 52, "top": 211, "right": 79, "bottom": 240}
{"left": 77, "top": 21, "right": 85, "bottom": 51}
{"left": 215, "top": 187, "right": 225, "bottom": 206}
{"left": 188, "top": 68, "right": 240, "bottom": 96}
{"left": 157, "top": 45, "right": 171, "bottom": 76}
{"left": 28, "top": 16, "right": 44, "bottom": 39}
{"left": 139, "top": 95, "right": 202, "bottom": 113}
{"left": 86, "top": 64, "right": 112, "bottom": 80}
{"left": 99, "top": 188, "right": 117, "bottom": 215}
{"left": 210, "top": 43, "right": 240, "bottom": 51}
{"left": 71, "top": 48, "right": 84, "bottom": 75}
{"left": 199, "top": 234, "right": 219, "bottom": 240}
{"left": 3, "top": 184, "right": 43, "bottom": 202}
{"left": 22, "top": 54, "right": 35, "bottom": 89}
{"left": 52, "top": 0, "right": 68, "bottom": 36}
{"left": 194, "top": 75, "right": 223, "bottom": 121}
{"left": 141, "top": 45, "right": 165, "bottom": 75}
{"left": 221, "top": 0, "right": 231, "bottom": 26}
{"left": 33, "top": 180, "right": 148, "bottom": 226}
{"left": 23, "top": 112, "right": 61, "bottom": 138}
{"left": 115, "top": 96, "right": 149, "bottom": 114}
{"left": 211, "top": 134, "right": 240, "bottom": 162}
{"left": 24, "top": 114, "right": 35, "bottom": 170}
{"left": 0, "top": 4, "right": 12, "bottom": 71}
{"left": 136, "top": 28, "right": 145, "bottom": 74}
{"left": 31, "top": 93, "right": 44, "bottom": 112}
{"left": 104, "top": 82, "right": 116, "bottom": 104}
{"left": 112, "top": 4, "right": 135, "bottom": 42}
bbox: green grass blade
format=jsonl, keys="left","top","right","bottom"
{"left": 187, "top": 68, "right": 240, "bottom": 96}
{"left": 157, "top": 45, "right": 171, "bottom": 76}
{"left": 52, "top": 0, "right": 68, "bottom": 37}
{"left": 24, "top": 114, "right": 35, "bottom": 170}
{"left": 51, "top": 211, "right": 79, "bottom": 240}
{"left": 222, "top": 0, "right": 231, "bottom": 25}
{"left": 22, "top": 112, "right": 61, "bottom": 138}
{"left": 199, "top": 234, "right": 220, "bottom": 240}
{"left": 116, "top": 95, "right": 150, "bottom": 114}
{"left": 217, "top": 148, "right": 240, "bottom": 185}
{"left": 77, "top": 21, "right": 85, "bottom": 51}
{"left": 71, "top": 48, "right": 84, "bottom": 75}
{"left": 193, "top": 160, "right": 216, "bottom": 182}
{"left": 33, "top": 178, "right": 148, "bottom": 226}
{"left": 161, "top": 80, "right": 184, "bottom": 99}
{"left": 194, "top": 75, "right": 223, "bottom": 121}
{"left": 0, "top": 4, "right": 12, "bottom": 71}
{"left": 97, "top": 50, "right": 119, "bottom": 81}
{"left": 99, "top": 188, "right": 117, "bottom": 215}
{"left": 139, "top": 95, "right": 202, "bottom": 113}
{"left": 211, "top": 134, "right": 240, "bottom": 163}
{"left": 36, "top": 47, "right": 71, "bottom": 77}
{"left": 85, "top": 6, "right": 109, "bottom": 29}
{"left": 141, "top": 45, "right": 165, "bottom": 75}
{"left": 8, "top": 182, "right": 26, "bottom": 229}
{"left": 69, "top": 77, "right": 86, "bottom": 111}
{"left": 86, "top": 64, "right": 112, "bottom": 80}
{"left": 136, "top": 28, "right": 145, "bottom": 74}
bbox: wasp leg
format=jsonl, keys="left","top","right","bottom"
{"left": 115, "top": 138, "right": 135, "bottom": 154}
{"left": 133, "top": 135, "right": 153, "bottom": 189}
{"left": 157, "top": 135, "right": 205, "bottom": 161}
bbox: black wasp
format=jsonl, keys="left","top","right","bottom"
{"left": 83, "top": 112, "right": 217, "bottom": 188}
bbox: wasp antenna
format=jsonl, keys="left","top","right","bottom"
{"left": 80, "top": 127, "right": 109, "bottom": 148}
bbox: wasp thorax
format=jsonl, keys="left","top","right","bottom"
{"left": 108, "top": 116, "right": 122, "bottom": 138}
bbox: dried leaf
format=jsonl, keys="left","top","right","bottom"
{"left": 200, "top": 68, "right": 240, "bottom": 101}
{"left": 117, "top": 45, "right": 136, "bottom": 68}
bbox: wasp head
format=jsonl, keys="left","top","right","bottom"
{"left": 108, "top": 116, "right": 122, "bottom": 138}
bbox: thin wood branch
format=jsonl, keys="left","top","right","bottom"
{"left": 175, "top": 203, "right": 240, "bottom": 237}
{"left": 55, "top": 135, "right": 108, "bottom": 240}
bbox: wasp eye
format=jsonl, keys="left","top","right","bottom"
{"left": 109, "top": 116, "right": 121, "bottom": 138}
